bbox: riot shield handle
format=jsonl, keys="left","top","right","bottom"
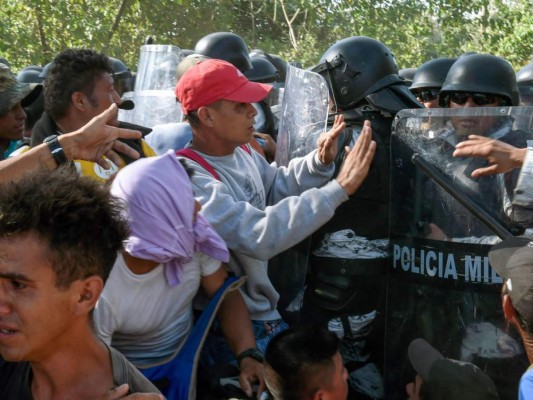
{"left": 411, "top": 153, "right": 513, "bottom": 240}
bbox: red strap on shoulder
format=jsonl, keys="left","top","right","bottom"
{"left": 175, "top": 149, "right": 221, "bottom": 181}
{"left": 240, "top": 144, "right": 251, "bottom": 155}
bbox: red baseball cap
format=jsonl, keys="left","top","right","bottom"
{"left": 175, "top": 59, "right": 272, "bottom": 114}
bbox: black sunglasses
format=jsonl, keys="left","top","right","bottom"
{"left": 415, "top": 89, "right": 440, "bottom": 102}
{"left": 449, "top": 92, "right": 499, "bottom": 106}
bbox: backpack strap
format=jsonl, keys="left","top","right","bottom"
{"left": 240, "top": 144, "right": 251, "bottom": 155}
{"left": 176, "top": 149, "right": 221, "bottom": 181}
{"left": 176, "top": 146, "right": 252, "bottom": 181}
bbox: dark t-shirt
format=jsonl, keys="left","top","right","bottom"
{"left": 0, "top": 344, "right": 160, "bottom": 399}
{"left": 0, "top": 359, "right": 32, "bottom": 399}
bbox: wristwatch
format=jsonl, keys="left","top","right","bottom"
{"left": 237, "top": 348, "right": 264, "bottom": 364}
{"left": 43, "top": 135, "right": 68, "bottom": 166}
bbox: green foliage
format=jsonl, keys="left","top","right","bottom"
{"left": 1, "top": 0, "right": 531, "bottom": 73}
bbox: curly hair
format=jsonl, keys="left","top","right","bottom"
{"left": 0, "top": 167, "right": 129, "bottom": 288}
{"left": 44, "top": 48, "right": 113, "bottom": 120}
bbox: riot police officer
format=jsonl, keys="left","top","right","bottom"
{"left": 245, "top": 55, "right": 279, "bottom": 83}
{"left": 399, "top": 67, "right": 417, "bottom": 87}
{"left": 249, "top": 49, "right": 288, "bottom": 85}
{"left": 16, "top": 66, "right": 45, "bottom": 138}
{"left": 300, "top": 36, "right": 422, "bottom": 399}
{"left": 194, "top": 32, "right": 252, "bottom": 73}
{"left": 400, "top": 54, "right": 531, "bottom": 400}
{"left": 424, "top": 54, "right": 528, "bottom": 240}
{"left": 109, "top": 57, "right": 134, "bottom": 97}
{"left": 517, "top": 61, "right": 533, "bottom": 105}
{"left": 410, "top": 57, "right": 457, "bottom": 108}
{"left": 439, "top": 54, "right": 519, "bottom": 109}
{"left": 245, "top": 54, "right": 279, "bottom": 144}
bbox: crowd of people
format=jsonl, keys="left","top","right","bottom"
{"left": 0, "top": 29, "right": 532, "bottom": 400}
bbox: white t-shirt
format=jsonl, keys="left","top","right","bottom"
{"left": 93, "top": 252, "right": 221, "bottom": 367}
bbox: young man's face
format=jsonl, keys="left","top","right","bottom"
{"left": 324, "top": 352, "right": 349, "bottom": 400}
{"left": 0, "top": 232, "right": 80, "bottom": 362}
{"left": 206, "top": 100, "right": 257, "bottom": 147}
{"left": 85, "top": 72, "right": 121, "bottom": 127}
{"left": 0, "top": 103, "right": 26, "bottom": 142}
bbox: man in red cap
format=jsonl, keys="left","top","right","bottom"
{"left": 174, "top": 58, "right": 376, "bottom": 392}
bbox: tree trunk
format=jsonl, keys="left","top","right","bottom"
{"left": 108, "top": 0, "right": 130, "bottom": 43}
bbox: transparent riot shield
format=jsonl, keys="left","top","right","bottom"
{"left": 268, "top": 65, "right": 329, "bottom": 324}
{"left": 274, "top": 64, "right": 329, "bottom": 167}
{"left": 119, "top": 45, "right": 184, "bottom": 128}
{"left": 386, "top": 106, "right": 533, "bottom": 400}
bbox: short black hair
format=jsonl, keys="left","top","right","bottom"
{"left": 0, "top": 167, "right": 129, "bottom": 287}
{"left": 44, "top": 48, "right": 113, "bottom": 120}
{"left": 264, "top": 325, "right": 340, "bottom": 400}
{"left": 184, "top": 100, "right": 223, "bottom": 131}
{"left": 184, "top": 111, "right": 201, "bottom": 130}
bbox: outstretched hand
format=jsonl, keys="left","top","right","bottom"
{"left": 335, "top": 120, "right": 376, "bottom": 195}
{"left": 317, "top": 114, "right": 346, "bottom": 165}
{"left": 453, "top": 135, "right": 527, "bottom": 177}
{"left": 60, "top": 103, "right": 143, "bottom": 169}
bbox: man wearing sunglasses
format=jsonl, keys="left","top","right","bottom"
{"left": 410, "top": 55, "right": 533, "bottom": 399}
{"left": 410, "top": 57, "right": 457, "bottom": 109}
{"left": 425, "top": 53, "right": 532, "bottom": 242}
{"left": 437, "top": 54, "right": 521, "bottom": 141}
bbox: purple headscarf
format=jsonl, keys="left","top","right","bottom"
{"left": 111, "top": 151, "right": 230, "bottom": 286}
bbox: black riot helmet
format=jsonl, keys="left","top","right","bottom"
{"left": 312, "top": 36, "right": 403, "bottom": 110}
{"left": 439, "top": 54, "right": 519, "bottom": 107}
{"left": 517, "top": 61, "right": 533, "bottom": 105}
{"left": 110, "top": 57, "right": 132, "bottom": 80}
{"left": 250, "top": 49, "right": 287, "bottom": 83}
{"left": 109, "top": 57, "right": 134, "bottom": 96}
{"left": 194, "top": 32, "right": 252, "bottom": 73}
{"left": 17, "top": 66, "right": 44, "bottom": 84}
{"left": 269, "top": 54, "right": 287, "bottom": 82}
{"left": 245, "top": 56, "right": 280, "bottom": 83}
{"left": 38, "top": 62, "right": 53, "bottom": 79}
{"left": 17, "top": 66, "right": 45, "bottom": 131}
{"left": 410, "top": 58, "right": 457, "bottom": 91}
{"left": 517, "top": 61, "right": 533, "bottom": 84}
{"left": 399, "top": 67, "right": 416, "bottom": 86}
